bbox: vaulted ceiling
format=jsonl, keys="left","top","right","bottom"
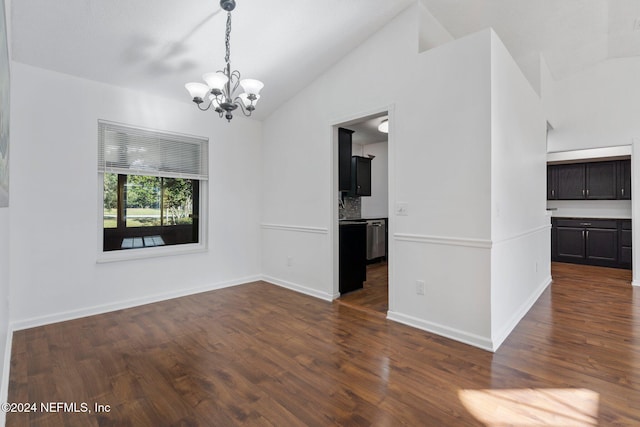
{"left": 8, "top": 0, "right": 640, "bottom": 119}
{"left": 420, "top": 0, "right": 640, "bottom": 83}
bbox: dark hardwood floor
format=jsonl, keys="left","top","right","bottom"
{"left": 336, "top": 261, "right": 388, "bottom": 316}
{"left": 6, "top": 262, "right": 640, "bottom": 426}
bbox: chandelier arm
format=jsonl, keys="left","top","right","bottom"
{"left": 233, "top": 98, "right": 253, "bottom": 117}
{"left": 230, "top": 70, "right": 241, "bottom": 95}
{"left": 196, "top": 100, "right": 213, "bottom": 111}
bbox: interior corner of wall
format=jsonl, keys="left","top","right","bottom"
{"left": 417, "top": 1, "right": 454, "bottom": 54}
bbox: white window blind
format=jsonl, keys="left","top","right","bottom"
{"left": 98, "top": 120, "right": 208, "bottom": 180}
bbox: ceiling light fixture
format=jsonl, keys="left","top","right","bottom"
{"left": 378, "top": 119, "right": 389, "bottom": 134}
{"left": 185, "top": 0, "right": 263, "bottom": 122}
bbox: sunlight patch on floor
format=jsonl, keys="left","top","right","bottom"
{"left": 458, "top": 388, "right": 599, "bottom": 426}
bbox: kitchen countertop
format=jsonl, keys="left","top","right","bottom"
{"left": 339, "top": 220, "right": 367, "bottom": 225}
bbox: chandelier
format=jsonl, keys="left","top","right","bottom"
{"left": 185, "top": 0, "right": 263, "bottom": 122}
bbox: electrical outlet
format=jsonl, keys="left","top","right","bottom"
{"left": 416, "top": 280, "right": 425, "bottom": 295}
{"left": 287, "top": 256, "right": 293, "bottom": 267}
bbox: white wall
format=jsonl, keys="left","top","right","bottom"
{"left": 391, "top": 29, "right": 494, "bottom": 348}
{"left": 0, "top": 0, "right": 11, "bottom": 419}
{"left": 9, "top": 62, "right": 263, "bottom": 327}
{"left": 490, "top": 32, "right": 548, "bottom": 241}
{"left": 418, "top": 2, "right": 454, "bottom": 53}
{"left": 540, "top": 55, "right": 557, "bottom": 130}
{"left": 359, "top": 141, "right": 388, "bottom": 218}
{"left": 489, "top": 32, "right": 550, "bottom": 349}
{"left": 260, "top": 5, "right": 417, "bottom": 301}
{"left": 261, "top": 3, "right": 537, "bottom": 349}
{"left": 0, "top": 207, "right": 9, "bottom": 421}
{"left": 546, "top": 58, "right": 640, "bottom": 153}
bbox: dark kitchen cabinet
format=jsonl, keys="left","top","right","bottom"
{"left": 618, "top": 159, "right": 631, "bottom": 200}
{"left": 548, "top": 160, "right": 629, "bottom": 200}
{"left": 556, "top": 163, "right": 585, "bottom": 199}
{"left": 585, "top": 161, "right": 617, "bottom": 199}
{"left": 552, "top": 218, "right": 628, "bottom": 269}
{"left": 351, "top": 156, "right": 372, "bottom": 196}
{"left": 547, "top": 165, "right": 558, "bottom": 200}
{"left": 338, "top": 128, "right": 354, "bottom": 192}
{"left": 620, "top": 220, "right": 632, "bottom": 267}
{"left": 555, "top": 226, "right": 585, "bottom": 260}
{"left": 585, "top": 227, "right": 618, "bottom": 263}
{"left": 339, "top": 222, "right": 367, "bottom": 294}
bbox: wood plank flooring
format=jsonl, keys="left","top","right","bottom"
{"left": 6, "top": 262, "right": 640, "bottom": 426}
{"left": 336, "top": 261, "right": 388, "bottom": 316}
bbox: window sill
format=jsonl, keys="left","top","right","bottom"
{"left": 96, "top": 242, "right": 207, "bottom": 263}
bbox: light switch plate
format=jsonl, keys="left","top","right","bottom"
{"left": 396, "top": 202, "right": 409, "bottom": 216}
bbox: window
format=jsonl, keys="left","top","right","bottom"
{"left": 98, "top": 121, "right": 208, "bottom": 254}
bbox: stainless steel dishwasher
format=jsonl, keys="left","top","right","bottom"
{"left": 366, "top": 220, "right": 386, "bottom": 261}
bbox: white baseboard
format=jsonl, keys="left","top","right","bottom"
{"left": 262, "top": 275, "right": 337, "bottom": 302}
{"left": 11, "top": 275, "right": 261, "bottom": 332}
{"left": 0, "top": 326, "right": 13, "bottom": 427}
{"left": 491, "top": 275, "right": 552, "bottom": 351}
{"left": 386, "top": 277, "right": 552, "bottom": 353}
{"left": 386, "top": 311, "right": 494, "bottom": 352}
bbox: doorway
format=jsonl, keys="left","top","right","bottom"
{"left": 546, "top": 145, "right": 634, "bottom": 281}
{"left": 334, "top": 112, "right": 390, "bottom": 316}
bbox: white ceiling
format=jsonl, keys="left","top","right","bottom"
{"left": 8, "top": 0, "right": 640, "bottom": 119}
{"left": 341, "top": 114, "right": 388, "bottom": 146}
{"left": 419, "top": 0, "right": 640, "bottom": 81}
{"left": 8, "top": 0, "right": 414, "bottom": 120}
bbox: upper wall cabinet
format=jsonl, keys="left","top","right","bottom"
{"left": 547, "top": 160, "right": 630, "bottom": 200}
{"left": 585, "top": 161, "right": 617, "bottom": 199}
{"left": 618, "top": 159, "right": 631, "bottom": 200}
{"left": 338, "top": 128, "right": 354, "bottom": 192}
{"left": 547, "top": 165, "right": 558, "bottom": 199}
{"left": 351, "top": 156, "right": 372, "bottom": 196}
{"left": 556, "top": 163, "right": 586, "bottom": 199}
{"left": 339, "top": 127, "right": 373, "bottom": 197}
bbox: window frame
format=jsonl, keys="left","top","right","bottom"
{"left": 96, "top": 121, "right": 208, "bottom": 263}
{"left": 103, "top": 173, "right": 200, "bottom": 249}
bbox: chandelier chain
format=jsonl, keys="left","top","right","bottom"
{"left": 224, "top": 11, "right": 232, "bottom": 65}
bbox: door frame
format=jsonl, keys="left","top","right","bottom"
{"left": 330, "top": 104, "right": 395, "bottom": 310}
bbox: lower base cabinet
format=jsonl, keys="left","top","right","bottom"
{"left": 339, "top": 222, "right": 366, "bottom": 294}
{"left": 620, "top": 220, "right": 632, "bottom": 267}
{"left": 552, "top": 218, "right": 630, "bottom": 269}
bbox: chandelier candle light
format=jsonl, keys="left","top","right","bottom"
{"left": 185, "top": 0, "right": 263, "bottom": 122}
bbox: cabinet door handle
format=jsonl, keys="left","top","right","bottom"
{"left": 586, "top": 189, "right": 589, "bottom": 197}
{"left": 582, "top": 189, "right": 585, "bottom": 197}
{"left": 580, "top": 222, "right": 591, "bottom": 226}
{"left": 622, "top": 188, "right": 624, "bottom": 196}
{"left": 551, "top": 189, "right": 555, "bottom": 197}
{"left": 582, "top": 230, "right": 585, "bottom": 239}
